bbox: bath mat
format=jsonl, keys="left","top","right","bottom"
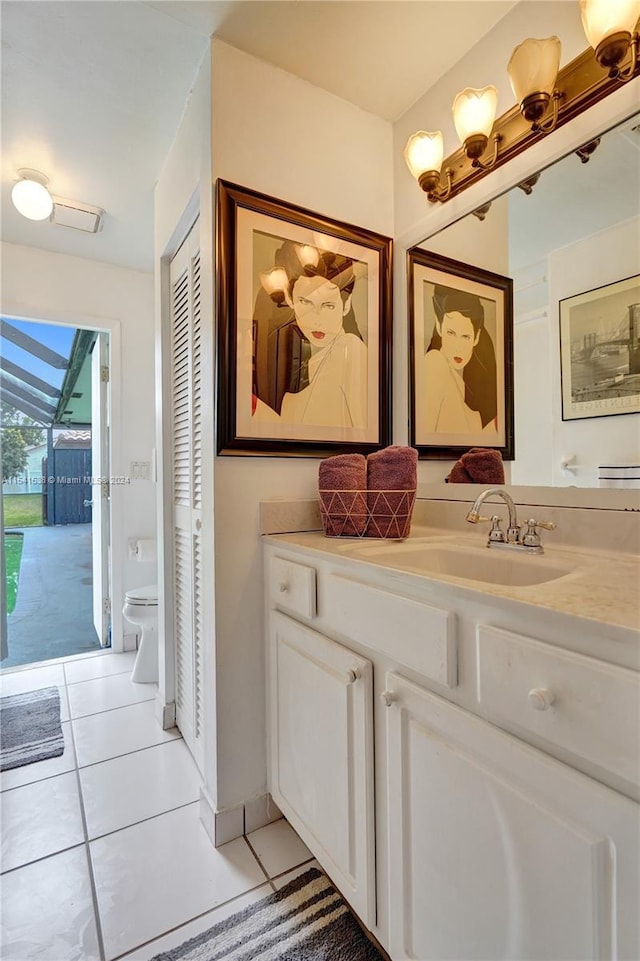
{"left": 0, "top": 686, "right": 64, "bottom": 771}
{"left": 150, "top": 867, "right": 387, "bottom": 961}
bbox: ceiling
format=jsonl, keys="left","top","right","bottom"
{"left": 0, "top": 0, "right": 516, "bottom": 273}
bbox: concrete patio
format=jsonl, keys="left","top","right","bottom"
{"left": 3, "top": 523, "right": 102, "bottom": 669}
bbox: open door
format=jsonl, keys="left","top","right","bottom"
{"left": 0, "top": 435, "right": 7, "bottom": 662}
{"left": 91, "top": 333, "right": 110, "bottom": 646}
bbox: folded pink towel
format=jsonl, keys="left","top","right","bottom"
{"left": 447, "top": 447, "right": 504, "bottom": 485}
{"left": 318, "top": 454, "right": 367, "bottom": 536}
{"left": 366, "top": 446, "right": 418, "bottom": 538}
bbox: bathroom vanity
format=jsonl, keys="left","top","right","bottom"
{"left": 263, "top": 522, "right": 639, "bottom": 960}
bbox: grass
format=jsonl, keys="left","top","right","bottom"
{"left": 5, "top": 533, "right": 24, "bottom": 614}
{"left": 3, "top": 493, "right": 43, "bottom": 528}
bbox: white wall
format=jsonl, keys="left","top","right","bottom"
{"left": 548, "top": 217, "right": 640, "bottom": 486}
{"left": 0, "top": 241, "right": 156, "bottom": 645}
{"left": 211, "top": 39, "right": 394, "bottom": 809}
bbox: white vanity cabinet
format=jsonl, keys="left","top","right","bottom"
{"left": 384, "top": 672, "right": 639, "bottom": 961}
{"left": 268, "top": 608, "right": 376, "bottom": 925}
{"left": 264, "top": 541, "right": 640, "bottom": 961}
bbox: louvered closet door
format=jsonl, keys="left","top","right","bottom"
{"left": 169, "top": 221, "right": 204, "bottom": 772}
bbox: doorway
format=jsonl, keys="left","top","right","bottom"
{"left": 1, "top": 317, "right": 112, "bottom": 668}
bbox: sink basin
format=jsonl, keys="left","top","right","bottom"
{"left": 351, "top": 542, "right": 574, "bottom": 587}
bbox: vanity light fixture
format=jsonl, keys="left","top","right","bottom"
{"left": 507, "top": 37, "right": 563, "bottom": 132}
{"left": 11, "top": 169, "right": 53, "bottom": 221}
{"left": 452, "top": 86, "right": 501, "bottom": 168}
{"left": 580, "top": 0, "right": 640, "bottom": 80}
{"left": 403, "top": 131, "right": 452, "bottom": 202}
{"left": 404, "top": 1, "right": 640, "bottom": 205}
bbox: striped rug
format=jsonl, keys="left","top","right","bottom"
{"left": 0, "top": 687, "right": 64, "bottom": 771}
{"left": 151, "top": 867, "right": 387, "bottom": 961}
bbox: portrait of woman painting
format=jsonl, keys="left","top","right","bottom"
{"left": 409, "top": 249, "right": 514, "bottom": 459}
{"left": 217, "top": 181, "right": 392, "bottom": 456}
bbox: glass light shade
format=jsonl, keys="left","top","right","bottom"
{"left": 11, "top": 178, "right": 53, "bottom": 221}
{"left": 294, "top": 244, "right": 320, "bottom": 269}
{"left": 580, "top": 0, "right": 640, "bottom": 48}
{"left": 507, "top": 36, "right": 562, "bottom": 103}
{"left": 452, "top": 86, "right": 498, "bottom": 143}
{"left": 260, "top": 267, "right": 289, "bottom": 295}
{"left": 404, "top": 131, "right": 444, "bottom": 180}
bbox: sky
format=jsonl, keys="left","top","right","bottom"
{"left": 1, "top": 317, "right": 76, "bottom": 393}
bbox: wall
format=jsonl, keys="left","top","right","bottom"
{"left": 211, "top": 39, "right": 394, "bottom": 809}
{"left": 548, "top": 217, "right": 640, "bottom": 486}
{"left": 0, "top": 241, "right": 156, "bottom": 645}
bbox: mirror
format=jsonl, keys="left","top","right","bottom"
{"left": 416, "top": 111, "right": 640, "bottom": 489}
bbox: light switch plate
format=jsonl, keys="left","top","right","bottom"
{"left": 131, "top": 460, "right": 150, "bottom": 481}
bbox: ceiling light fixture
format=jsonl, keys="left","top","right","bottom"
{"left": 404, "top": 1, "right": 640, "bottom": 205}
{"left": 11, "top": 169, "right": 54, "bottom": 221}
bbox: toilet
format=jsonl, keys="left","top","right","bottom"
{"left": 123, "top": 585, "right": 158, "bottom": 683}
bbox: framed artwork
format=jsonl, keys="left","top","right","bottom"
{"left": 559, "top": 274, "right": 640, "bottom": 421}
{"left": 216, "top": 180, "right": 393, "bottom": 456}
{"left": 408, "top": 248, "right": 514, "bottom": 459}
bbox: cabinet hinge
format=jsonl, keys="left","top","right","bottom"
{"left": 103, "top": 597, "right": 111, "bottom": 615}
{"left": 101, "top": 364, "right": 109, "bottom": 383}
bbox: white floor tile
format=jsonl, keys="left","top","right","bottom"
{"left": 64, "top": 651, "right": 137, "bottom": 685}
{"left": 0, "top": 666, "right": 70, "bottom": 721}
{"left": 0, "top": 721, "right": 76, "bottom": 792}
{"left": 119, "top": 883, "right": 273, "bottom": 960}
{"left": 67, "top": 671, "right": 155, "bottom": 718}
{"left": 0, "top": 771, "right": 85, "bottom": 873}
{"left": 0, "top": 846, "right": 100, "bottom": 961}
{"left": 246, "top": 818, "right": 312, "bottom": 878}
{"left": 273, "top": 858, "right": 322, "bottom": 889}
{"left": 80, "top": 739, "right": 202, "bottom": 839}
{"left": 72, "top": 699, "right": 180, "bottom": 767}
{"left": 91, "top": 804, "right": 266, "bottom": 960}
{"left": 0, "top": 663, "right": 65, "bottom": 695}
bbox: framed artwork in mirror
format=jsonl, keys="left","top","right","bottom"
{"left": 559, "top": 275, "right": 640, "bottom": 421}
{"left": 408, "top": 248, "right": 514, "bottom": 459}
{"left": 216, "top": 180, "right": 393, "bottom": 456}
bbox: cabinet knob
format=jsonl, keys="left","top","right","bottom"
{"left": 381, "top": 690, "right": 397, "bottom": 708}
{"left": 346, "top": 668, "right": 361, "bottom": 684}
{"left": 278, "top": 582, "right": 289, "bottom": 593}
{"left": 528, "top": 687, "right": 555, "bottom": 711}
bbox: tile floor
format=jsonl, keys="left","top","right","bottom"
{"left": 0, "top": 651, "right": 317, "bottom": 961}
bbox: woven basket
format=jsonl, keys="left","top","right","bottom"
{"left": 318, "top": 488, "right": 417, "bottom": 539}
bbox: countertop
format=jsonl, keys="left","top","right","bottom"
{"left": 263, "top": 525, "right": 640, "bottom": 636}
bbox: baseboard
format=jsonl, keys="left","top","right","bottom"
{"left": 199, "top": 786, "right": 216, "bottom": 846}
{"left": 154, "top": 695, "right": 176, "bottom": 730}
{"left": 202, "top": 792, "right": 284, "bottom": 849}
{"left": 244, "top": 792, "right": 283, "bottom": 834}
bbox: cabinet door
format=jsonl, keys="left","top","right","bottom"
{"left": 269, "top": 611, "right": 375, "bottom": 925}
{"left": 384, "top": 672, "right": 639, "bottom": 961}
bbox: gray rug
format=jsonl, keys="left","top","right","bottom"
{"left": 0, "top": 686, "right": 64, "bottom": 771}
{"left": 150, "top": 867, "right": 387, "bottom": 961}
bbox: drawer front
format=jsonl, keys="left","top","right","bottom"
{"left": 323, "top": 574, "right": 457, "bottom": 688}
{"left": 270, "top": 556, "right": 316, "bottom": 620}
{"left": 477, "top": 624, "right": 640, "bottom": 788}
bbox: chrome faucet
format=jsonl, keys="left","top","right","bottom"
{"left": 465, "top": 487, "right": 555, "bottom": 554}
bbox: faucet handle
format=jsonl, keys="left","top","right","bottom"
{"left": 488, "top": 515, "right": 506, "bottom": 543}
{"left": 522, "top": 518, "right": 556, "bottom": 549}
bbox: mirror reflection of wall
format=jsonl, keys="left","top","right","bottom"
{"left": 421, "top": 113, "right": 640, "bottom": 489}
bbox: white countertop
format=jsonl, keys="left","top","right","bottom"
{"left": 264, "top": 525, "right": 640, "bottom": 635}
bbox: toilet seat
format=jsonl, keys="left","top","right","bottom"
{"left": 125, "top": 584, "right": 158, "bottom": 606}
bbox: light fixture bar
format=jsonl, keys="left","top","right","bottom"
{"left": 425, "top": 43, "right": 639, "bottom": 203}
